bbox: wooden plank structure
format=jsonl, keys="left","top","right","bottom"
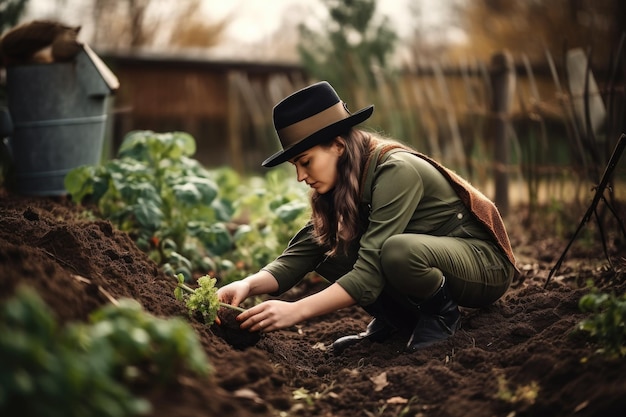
{"left": 101, "top": 51, "right": 308, "bottom": 173}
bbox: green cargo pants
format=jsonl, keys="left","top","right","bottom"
{"left": 379, "top": 233, "right": 514, "bottom": 308}
{"left": 315, "top": 232, "right": 514, "bottom": 318}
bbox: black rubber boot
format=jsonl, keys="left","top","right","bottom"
{"left": 331, "top": 317, "right": 396, "bottom": 353}
{"left": 406, "top": 276, "right": 460, "bottom": 351}
{"left": 331, "top": 289, "right": 416, "bottom": 354}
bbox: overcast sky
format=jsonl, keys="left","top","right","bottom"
{"left": 25, "top": 0, "right": 466, "bottom": 55}
{"left": 200, "top": 0, "right": 461, "bottom": 42}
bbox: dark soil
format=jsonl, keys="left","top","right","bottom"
{"left": 213, "top": 307, "right": 262, "bottom": 350}
{"left": 1, "top": 188, "right": 625, "bottom": 417}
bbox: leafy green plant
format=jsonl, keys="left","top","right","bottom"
{"left": 0, "top": 286, "right": 149, "bottom": 417}
{"left": 65, "top": 130, "right": 310, "bottom": 287}
{"left": 174, "top": 273, "right": 245, "bottom": 325}
{"left": 0, "top": 285, "right": 211, "bottom": 417}
{"left": 223, "top": 169, "right": 309, "bottom": 285}
{"left": 578, "top": 285, "right": 626, "bottom": 357}
{"left": 65, "top": 130, "right": 234, "bottom": 281}
{"left": 88, "top": 297, "right": 211, "bottom": 382}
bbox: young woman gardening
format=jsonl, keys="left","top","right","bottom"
{"left": 217, "top": 81, "right": 519, "bottom": 353}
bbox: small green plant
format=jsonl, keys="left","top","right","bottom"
{"left": 174, "top": 273, "right": 245, "bottom": 325}
{"left": 364, "top": 396, "right": 420, "bottom": 417}
{"left": 495, "top": 374, "right": 539, "bottom": 405}
{"left": 578, "top": 284, "right": 626, "bottom": 357}
{"left": 0, "top": 285, "right": 211, "bottom": 417}
{"left": 292, "top": 382, "right": 336, "bottom": 407}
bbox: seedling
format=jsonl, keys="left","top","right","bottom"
{"left": 174, "top": 274, "right": 262, "bottom": 349}
{"left": 174, "top": 273, "right": 245, "bottom": 325}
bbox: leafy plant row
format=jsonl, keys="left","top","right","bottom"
{"left": 0, "top": 286, "right": 210, "bottom": 417}
{"left": 578, "top": 284, "right": 626, "bottom": 357}
{"left": 65, "top": 130, "right": 309, "bottom": 286}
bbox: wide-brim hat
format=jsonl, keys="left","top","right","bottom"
{"left": 262, "top": 81, "right": 374, "bottom": 167}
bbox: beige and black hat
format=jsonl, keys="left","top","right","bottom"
{"left": 262, "top": 81, "right": 374, "bottom": 167}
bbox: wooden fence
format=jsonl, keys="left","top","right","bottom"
{"left": 103, "top": 47, "right": 626, "bottom": 215}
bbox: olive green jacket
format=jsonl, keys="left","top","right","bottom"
{"left": 263, "top": 145, "right": 516, "bottom": 305}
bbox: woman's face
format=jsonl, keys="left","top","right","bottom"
{"left": 289, "top": 138, "right": 345, "bottom": 194}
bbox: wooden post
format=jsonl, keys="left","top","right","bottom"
{"left": 227, "top": 71, "right": 245, "bottom": 174}
{"left": 489, "top": 51, "right": 515, "bottom": 216}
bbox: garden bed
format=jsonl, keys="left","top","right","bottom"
{"left": 1, "top": 189, "right": 625, "bottom": 417}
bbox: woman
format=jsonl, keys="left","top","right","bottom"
{"left": 217, "top": 81, "right": 518, "bottom": 353}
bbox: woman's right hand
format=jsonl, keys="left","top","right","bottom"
{"left": 216, "top": 270, "right": 280, "bottom": 308}
{"left": 217, "top": 280, "right": 251, "bottom": 308}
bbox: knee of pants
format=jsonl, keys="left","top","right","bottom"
{"left": 380, "top": 235, "right": 419, "bottom": 279}
{"left": 380, "top": 234, "right": 442, "bottom": 294}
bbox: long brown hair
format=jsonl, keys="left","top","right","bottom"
{"left": 309, "top": 129, "right": 380, "bottom": 256}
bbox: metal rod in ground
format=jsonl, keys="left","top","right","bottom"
{"left": 545, "top": 133, "right": 626, "bottom": 288}
{"left": 593, "top": 207, "right": 613, "bottom": 270}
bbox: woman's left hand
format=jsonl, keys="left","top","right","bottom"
{"left": 237, "top": 300, "right": 303, "bottom": 332}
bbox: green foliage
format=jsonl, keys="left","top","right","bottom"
{"left": 0, "top": 286, "right": 211, "bottom": 417}
{"left": 223, "top": 169, "right": 309, "bottom": 285}
{"left": 65, "top": 130, "right": 235, "bottom": 281}
{"left": 0, "top": 287, "right": 133, "bottom": 416}
{"left": 0, "top": 286, "right": 149, "bottom": 417}
{"left": 298, "top": 0, "right": 398, "bottom": 92}
{"left": 65, "top": 130, "right": 310, "bottom": 288}
{"left": 176, "top": 274, "right": 220, "bottom": 324}
{"left": 88, "top": 298, "right": 211, "bottom": 382}
{"left": 578, "top": 284, "right": 626, "bottom": 357}
{"left": 174, "top": 273, "right": 246, "bottom": 324}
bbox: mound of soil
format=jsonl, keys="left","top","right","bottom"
{"left": 1, "top": 189, "right": 625, "bottom": 417}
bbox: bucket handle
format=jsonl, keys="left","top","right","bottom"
{"left": 0, "top": 108, "right": 13, "bottom": 159}
{"left": 0, "top": 107, "right": 13, "bottom": 138}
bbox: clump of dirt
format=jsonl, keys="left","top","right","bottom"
{"left": 1, "top": 189, "right": 625, "bottom": 417}
{"left": 213, "top": 307, "right": 262, "bottom": 350}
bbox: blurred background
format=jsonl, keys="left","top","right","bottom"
{"left": 2, "top": 0, "right": 626, "bottom": 213}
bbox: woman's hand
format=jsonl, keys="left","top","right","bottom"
{"left": 216, "top": 280, "right": 251, "bottom": 308}
{"left": 217, "top": 270, "right": 280, "bottom": 308}
{"left": 237, "top": 300, "right": 303, "bottom": 332}
{"left": 236, "top": 283, "right": 356, "bottom": 333}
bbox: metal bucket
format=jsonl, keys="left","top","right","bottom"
{"left": 4, "top": 46, "right": 117, "bottom": 196}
